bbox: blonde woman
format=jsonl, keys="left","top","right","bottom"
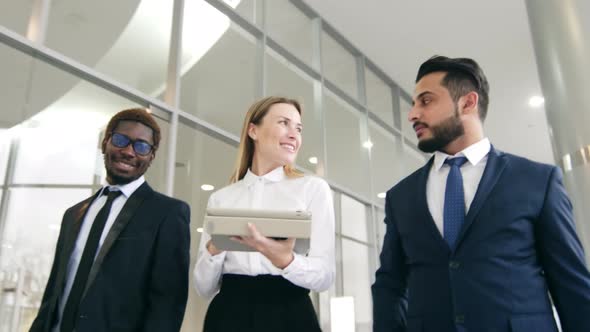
{"left": 193, "top": 96, "right": 335, "bottom": 332}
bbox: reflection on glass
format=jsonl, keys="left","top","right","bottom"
{"left": 266, "top": 0, "right": 313, "bottom": 66}
{"left": 322, "top": 31, "right": 357, "bottom": 99}
{"left": 0, "top": 44, "right": 34, "bottom": 131}
{"left": 342, "top": 239, "right": 372, "bottom": 332}
{"left": 369, "top": 120, "right": 404, "bottom": 202}
{"left": 324, "top": 91, "right": 370, "bottom": 197}
{"left": 0, "top": 1, "right": 33, "bottom": 36}
{"left": 0, "top": 188, "right": 91, "bottom": 331}
{"left": 9, "top": 74, "right": 141, "bottom": 184}
{"left": 180, "top": 1, "right": 257, "bottom": 137}
{"left": 174, "top": 120, "right": 237, "bottom": 332}
{"left": 45, "top": 0, "right": 174, "bottom": 99}
{"left": 341, "top": 194, "right": 368, "bottom": 242}
{"left": 266, "top": 48, "right": 324, "bottom": 175}
{"left": 366, "top": 68, "right": 394, "bottom": 127}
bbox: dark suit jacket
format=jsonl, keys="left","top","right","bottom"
{"left": 372, "top": 147, "right": 590, "bottom": 332}
{"left": 30, "top": 182, "right": 191, "bottom": 332}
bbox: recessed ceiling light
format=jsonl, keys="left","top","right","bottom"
{"left": 196, "top": 227, "right": 203, "bottom": 233}
{"left": 363, "top": 140, "right": 373, "bottom": 149}
{"left": 308, "top": 156, "right": 318, "bottom": 164}
{"left": 201, "top": 184, "right": 215, "bottom": 191}
{"left": 377, "top": 192, "right": 386, "bottom": 199}
{"left": 529, "top": 96, "right": 545, "bottom": 108}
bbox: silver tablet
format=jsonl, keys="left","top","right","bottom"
{"left": 204, "top": 208, "right": 312, "bottom": 252}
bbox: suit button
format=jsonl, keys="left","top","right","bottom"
{"left": 449, "top": 261, "right": 460, "bottom": 269}
{"left": 455, "top": 314, "right": 465, "bottom": 324}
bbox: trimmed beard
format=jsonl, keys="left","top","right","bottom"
{"left": 417, "top": 107, "right": 465, "bottom": 153}
{"left": 105, "top": 169, "right": 137, "bottom": 185}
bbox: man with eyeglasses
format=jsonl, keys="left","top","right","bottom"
{"left": 30, "top": 108, "right": 191, "bottom": 332}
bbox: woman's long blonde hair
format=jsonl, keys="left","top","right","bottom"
{"left": 230, "top": 96, "right": 304, "bottom": 183}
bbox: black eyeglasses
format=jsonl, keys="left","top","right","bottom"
{"left": 110, "top": 132, "right": 153, "bottom": 156}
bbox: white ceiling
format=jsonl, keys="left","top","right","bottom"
{"left": 304, "top": 0, "right": 555, "bottom": 164}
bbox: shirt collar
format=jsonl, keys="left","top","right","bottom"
{"left": 433, "top": 138, "right": 491, "bottom": 171}
{"left": 103, "top": 175, "right": 145, "bottom": 198}
{"left": 242, "top": 166, "right": 286, "bottom": 187}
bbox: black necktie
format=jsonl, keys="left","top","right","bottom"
{"left": 60, "top": 188, "right": 122, "bottom": 332}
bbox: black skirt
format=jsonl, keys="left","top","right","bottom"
{"left": 203, "top": 274, "right": 321, "bottom": 332}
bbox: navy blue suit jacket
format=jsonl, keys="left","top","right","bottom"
{"left": 372, "top": 147, "right": 590, "bottom": 332}
{"left": 30, "top": 182, "right": 191, "bottom": 332}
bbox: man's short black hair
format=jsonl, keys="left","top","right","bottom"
{"left": 416, "top": 55, "right": 490, "bottom": 121}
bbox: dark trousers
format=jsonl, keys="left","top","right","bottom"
{"left": 203, "top": 274, "right": 321, "bottom": 332}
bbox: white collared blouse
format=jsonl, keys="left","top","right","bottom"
{"left": 193, "top": 166, "right": 336, "bottom": 299}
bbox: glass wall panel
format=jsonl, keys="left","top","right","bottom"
{"left": 324, "top": 91, "right": 370, "bottom": 197}
{"left": 266, "top": 48, "right": 324, "bottom": 175}
{"left": 180, "top": 2, "right": 257, "bottom": 137}
{"left": 143, "top": 117, "right": 170, "bottom": 193}
{"left": 0, "top": 188, "right": 90, "bottom": 331}
{"left": 366, "top": 68, "right": 394, "bottom": 127}
{"left": 341, "top": 194, "right": 368, "bottom": 242}
{"left": 225, "top": 0, "right": 261, "bottom": 26}
{"left": 266, "top": 0, "right": 313, "bottom": 66}
{"left": 400, "top": 98, "right": 417, "bottom": 145}
{"left": 174, "top": 120, "right": 237, "bottom": 332}
{"left": 0, "top": 131, "right": 12, "bottom": 184}
{"left": 45, "top": 0, "right": 173, "bottom": 99}
{"left": 322, "top": 32, "right": 357, "bottom": 99}
{"left": 403, "top": 143, "right": 427, "bottom": 174}
{"left": 342, "top": 238, "right": 372, "bottom": 332}
{"left": 0, "top": 1, "right": 33, "bottom": 36}
{"left": 369, "top": 120, "right": 405, "bottom": 202}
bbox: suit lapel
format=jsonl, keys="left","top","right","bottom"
{"left": 82, "top": 182, "right": 153, "bottom": 298}
{"left": 454, "top": 146, "right": 508, "bottom": 250}
{"left": 416, "top": 157, "right": 451, "bottom": 254}
{"left": 55, "top": 192, "right": 100, "bottom": 291}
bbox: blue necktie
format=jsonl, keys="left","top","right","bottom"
{"left": 443, "top": 157, "right": 468, "bottom": 249}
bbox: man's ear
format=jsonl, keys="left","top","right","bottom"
{"left": 247, "top": 123, "right": 257, "bottom": 140}
{"left": 460, "top": 91, "right": 479, "bottom": 115}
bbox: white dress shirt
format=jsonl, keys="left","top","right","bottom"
{"left": 193, "top": 167, "right": 336, "bottom": 299}
{"left": 426, "top": 138, "right": 491, "bottom": 236}
{"left": 53, "top": 176, "right": 145, "bottom": 332}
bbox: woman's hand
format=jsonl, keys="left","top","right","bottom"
{"left": 231, "top": 223, "right": 295, "bottom": 269}
{"left": 206, "top": 239, "right": 224, "bottom": 256}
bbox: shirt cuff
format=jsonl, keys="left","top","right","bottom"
{"left": 282, "top": 253, "right": 304, "bottom": 276}
{"left": 203, "top": 249, "right": 226, "bottom": 264}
